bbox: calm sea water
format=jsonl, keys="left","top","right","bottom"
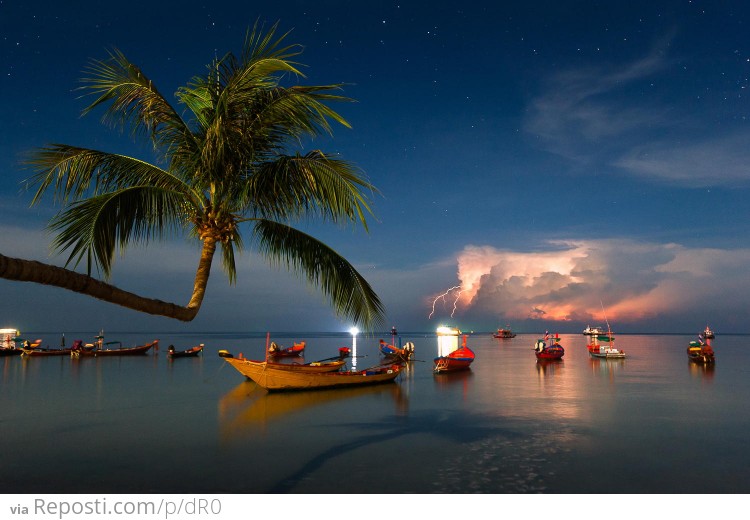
{"left": 1, "top": 331, "right": 748, "bottom": 494}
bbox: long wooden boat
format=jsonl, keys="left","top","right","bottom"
{"left": 0, "top": 347, "right": 24, "bottom": 357}
{"left": 688, "top": 341, "right": 715, "bottom": 364}
{"left": 72, "top": 339, "right": 158, "bottom": 357}
{"left": 267, "top": 341, "right": 305, "bottom": 358}
{"left": 22, "top": 346, "right": 73, "bottom": 357}
{"left": 221, "top": 354, "right": 399, "bottom": 391}
{"left": 434, "top": 335, "right": 475, "bottom": 373}
{"left": 168, "top": 344, "right": 204, "bottom": 358}
{"left": 533, "top": 336, "right": 564, "bottom": 360}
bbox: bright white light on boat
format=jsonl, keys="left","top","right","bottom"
{"left": 349, "top": 327, "right": 359, "bottom": 336}
{"left": 436, "top": 326, "right": 460, "bottom": 335}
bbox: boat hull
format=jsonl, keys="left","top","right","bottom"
{"left": 73, "top": 340, "right": 158, "bottom": 357}
{"left": 168, "top": 345, "right": 204, "bottom": 358}
{"left": 223, "top": 358, "right": 398, "bottom": 391}
{"left": 0, "top": 348, "right": 23, "bottom": 357}
{"left": 535, "top": 347, "right": 564, "bottom": 360}
{"left": 434, "top": 346, "right": 475, "bottom": 373}
{"left": 22, "top": 348, "right": 72, "bottom": 357}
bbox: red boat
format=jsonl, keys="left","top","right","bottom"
{"left": 434, "top": 335, "right": 475, "bottom": 373}
{"left": 267, "top": 341, "right": 305, "bottom": 358}
{"left": 534, "top": 334, "right": 564, "bottom": 361}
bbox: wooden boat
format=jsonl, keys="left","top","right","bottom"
{"left": 493, "top": 327, "right": 516, "bottom": 339}
{"left": 688, "top": 340, "right": 715, "bottom": 364}
{"left": 379, "top": 339, "right": 415, "bottom": 361}
{"left": 533, "top": 334, "right": 564, "bottom": 360}
{"left": 168, "top": 344, "right": 204, "bottom": 358}
{"left": 703, "top": 326, "right": 715, "bottom": 339}
{"left": 434, "top": 335, "right": 475, "bottom": 373}
{"left": 22, "top": 346, "right": 73, "bottom": 357}
{"left": 0, "top": 347, "right": 23, "bottom": 357}
{"left": 267, "top": 341, "right": 305, "bottom": 358}
{"left": 72, "top": 339, "right": 158, "bottom": 357}
{"left": 220, "top": 353, "right": 399, "bottom": 392}
{"left": 21, "top": 337, "right": 71, "bottom": 357}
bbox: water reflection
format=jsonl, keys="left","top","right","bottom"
{"left": 218, "top": 381, "right": 408, "bottom": 440}
{"left": 535, "top": 359, "right": 563, "bottom": 378}
{"left": 688, "top": 361, "right": 715, "bottom": 382}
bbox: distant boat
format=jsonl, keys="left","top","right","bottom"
{"left": 493, "top": 327, "right": 516, "bottom": 339}
{"left": 533, "top": 333, "right": 564, "bottom": 361}
{"left": 703, "top": 326, "right": 715, "bottom": 339}
{"left": 434, "top": 334, "right": 475, "bottom": 373}
{"left": 583, "top": 325, "right": 604, "bottom": 336}
{"left": 688, "top": 337, "right": 715, "bottom": 364}
{"left": 168, "top": 344, "right": 204, "bottom": 358}
{"left": 267, "top": 341, "right": 305, "bottom": 358}
{"left": 0, "top": 328, "right": 23, "bottom": 356}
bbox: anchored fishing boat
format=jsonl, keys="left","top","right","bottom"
{"left": 434, "top": 332, "right": 475, "bottom": 373}
{"left": 0, "top": 328, "right": 23, "bottom": 356}
{"left": 493, "top": 327, "right": 517, "bottom": 339}
{"left": 533, "top": 332, "right": 564, "bottom": 360}
{"left": 703, "top": 326, "right": 715, "bottom": 339}
{"left": 168, "top": 344, "right": 204, "bottom": 358}
{"left": 583, "top": 325, "right": 604, "bottom": 336}
{"left": 219, "top": 351, "right": 399, "bottom": 392}
{"left": 379, "top": 339, "right": 415, "bottom": 361}
{"left": 588, "top": 305, "right": 626, "bottom": 359}
{"left": 688, "top": 336, "right": 715, "bottom": 364}
{"left": 71, "top": 332, "right": 158, "bottom": 357}
{"left": 267, "top": 341, "right": 305, "bottom": 358}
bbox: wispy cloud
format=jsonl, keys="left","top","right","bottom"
{"left": 523, "top": 35, "right": 750, "bottom": 186}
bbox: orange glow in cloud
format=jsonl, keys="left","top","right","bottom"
{"left": 453, "top": 240, "right": 750, "bottom": 325}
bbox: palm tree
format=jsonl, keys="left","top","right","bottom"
{"left": 0, "top": 23, "right": 384, "bottom": 329}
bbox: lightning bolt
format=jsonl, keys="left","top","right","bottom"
{"left": 429, "top": 285, "right": 463, "bottom": 319}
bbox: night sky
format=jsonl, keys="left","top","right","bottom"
{"left": 2, "top": 0, "right": 750, "bottom": 334}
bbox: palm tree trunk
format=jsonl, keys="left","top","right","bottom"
{"left": 0, "top": 245, "right": 218, "bottom": 321}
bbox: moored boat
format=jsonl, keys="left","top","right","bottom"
{"left": 583, "top": 325, "right": 604, "bottom": 336}
{"left": 533, "top": 333, "right": 564, "bottom": 360}
{"left": 220, "top": 352, "right": 399, "bottom": 392}
{"left": 168, "top": 344, "right": 204, "bottom": 358}
{"left": 379, "top": 339, "right": 415, "bottom": 361}
{"left": 493, "top": 326, "right": 516, "bottom": 339}
{"left": 434, "top": 334, "right": 475, "bottom": 373}
{"left": 703, "top": 326, "right": 715, "bottom": 339}
{"left": 0, "top": 328, "right": 23, "bottom": 355}
{"left": 267, "top": 341, "right": 305, "bottom": 358}
{"left": 688, "top": 338, "right": 715, "bottom": 364}
{"left": 71, "top": 336, "right": 158, "bottom": 357}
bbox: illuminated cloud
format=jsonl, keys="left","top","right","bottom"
{"left": 455, "top": 240, "right": 750, "bottom": 326}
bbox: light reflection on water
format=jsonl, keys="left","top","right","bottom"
{"left": 1, "top": 331, "right": 748, "bottom": 493}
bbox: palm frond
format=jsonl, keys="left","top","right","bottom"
{"left": 25, "top": 146, "right": 196, "bottom": 206}
{"left": 80, "top": 49, "right": 195, "bottom": 155}
{"left": 245, "top": 151, "right": 378, "bottom": 229}
{"left": 251, "top": 219, "right": 385, "bottom": 330}
{"left": 49, "top": 186, "right": 191, "bottom": 277}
